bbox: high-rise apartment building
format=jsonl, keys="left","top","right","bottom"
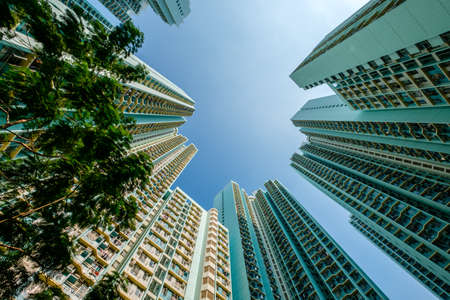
{"left": 290, "top": 138, "right": 450, "bottom": 298}
{"left": 291, "top": 94, "right": 449, "bottom": 177}
{"left": 59, "top": 0, "right": 114, "bottom": 29}
{"left": 98, "top": 0, "right": 191, "bottom": 26}
{"left": 214, "top": 181, "right": 277, "bottom": 300}
{"left": 289, "top": 0, "right": 450, "bottom": 298}
{"left": 1, "top": 1, "right": 221, "bottom": 299}
{"left": 214, "top": 180, "right": 386, "bottom": 300}
{"left": 34, "top": 147, "right": 198, "bottom": 299}
{"left": 0, "top": 0, "right": 195, "bottom": 160}
{"left": 147, "top": 0, "right": 191, "bottom": 26}
{"left": 30, "top": 186, "right": 232, "bottom": 300}
{"left": 291, "top": 0, "right": 450, "bottom": 111}
{"left": 98, "top": 0, "right": 143, "bottom": 23}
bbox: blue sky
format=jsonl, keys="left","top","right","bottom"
{"left": 91, "top": 0, "right": 437, "bottom": 298}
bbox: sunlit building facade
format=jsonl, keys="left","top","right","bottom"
{"left": 0, "top": 1, "right": 228, "bottom": 299}
{"left": 59, "top": 0, "right": 114, "bottom": 29}
{"left": 36, "top": 185, "right": 232, "bottom": 300}
{"left": 289, "top": 1, "right": 450, "bottom": 298}
{"left": 0, "top": 0, "right": 195, "bottom": 160}
{"left": 214, "top": 181, "right": 386, "bottom": 300}
{"left": 291, "top": 147, "right": 449, "bottom": 298}
{"left": 147, "top": 0, "right": 191, "bottom": 26}
{"left": 290, "top": 0, "right": 450, "bottom": 111}
{"left": 97, "top": 0, "right": 144, "bottom": 23}
{"left": 98, "top": 0, "right": 191, "bottom": 26}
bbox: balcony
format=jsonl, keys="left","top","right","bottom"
{"left": 182, "top": 231, "right": 196, "bottom": 243}
{"left": 126, "top": 263, "right": 151, "bottom": 289}
{"left": 148, "top": 235, "right": 166, "bottom": 251}
{"left": 73, "top": 248, "right": 104, "bottom": 282}
{"left": 85, "top": 230, "right": 104, "bottom": 248}
{"left": 169, "top": 262, "right": 188, "bottom": 282}
{"left": 177, "top": 245, "right": 192, "bottom": 259}
{"left": 153, "top": 227, "right": 170, "bottom": 242}
{"left": 136, "top": 251, "right": 157, "bottom": 274}
{"left": 96, "top": 243, "right": 116, "bottom": 264}
{"left": 120, "top": 227, "right": 133, "bottom": 238}
{"left": 160, "top": 286, "right": 182, "bottom": 300}
{"left": 179, "top": 238, "right": 194, "bottom": 251}
{"left": 136, "top": 210, "right": 146, "bottom": 222}
{"left": 160, "top": 217, "right": 175, "bottom": 231}
{"left": 217, "top": 266, "right": 230, "bottom": 278}
{"left": 110, "top": 232, "right": 126, "bottom": 251}
{"left": 216, "top": 285, "right": 231, "bottom": 300}
{"left": 173, "top": 253, "right": 190, "bottom": 270}
{"left": 142, "top": 242, "right": 162, "bottom": 261}
{"left": 164, "top": 275, "right": 186, "bottom": 298}
{"left": 58, "top": 269, "right": 90, "bottom": 300}
{"left": 216, "top": 274, "right": 231, "bottom": 291}
{"left": 119, "top": 282, "right": 144, "bottom": 300}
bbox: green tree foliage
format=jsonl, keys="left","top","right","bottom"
{"left": 31, "top": 286, "right": 68, "bottom": 300}
{"left": 0, "top": 0, "right": 152, "bottom": 298}
{"left": 85, "top": 272, "right": 128, "bottom": 300}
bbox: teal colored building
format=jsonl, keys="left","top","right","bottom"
{"left": 291, "top": 94, "right": 450, "bottom": 178}
{"left": 148, "top": 0, "right": 191, "bottom": 26}
{"left": 290, "top": 143, "right": 449, "bottom": 298}
{"left": 291, "top": 0, "right": 450, "bottom": 111}
{"left": 59, "top": 0, "right": 114, "bottom": 29}
{"left": 97, "top": 0, "right": 191, "bottom": 26}
{"left": 289, "top": 0, "right": 450, "bottom": 298}
{"left": 214, "top": 182, "right": 278, "bottom": 300}
{"left": 253, "top": 180, "right": 387, "bottom": 300}
{"left": 97, "top": 0, "right": 143, "bottom": 23}
{"left": 214, "top": 181, "right": 387, "bottom": 300}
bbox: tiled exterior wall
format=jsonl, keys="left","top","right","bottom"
{"left": 199, "top": 208, "right": 232, "bottom": 300}
{"left": 39, "top": 141, "right": 197, "bottom": 299}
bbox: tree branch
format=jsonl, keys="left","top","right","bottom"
{"left": 0, "top": 117, "right": 36, "bottom": 129}
{"left": 4, "top": 128, "right": 32, "bottom": 141}
{"left": 0, "top": 242, "right": 24, "bottom": 253}
{"left": 0, "top": 186, "right": 79, "bottom": 224}
{"left": 0, "top": 139, "right": 64, "bottom": 159}
{"left": 0, "top": 105, "right": 10, "bottom": 124}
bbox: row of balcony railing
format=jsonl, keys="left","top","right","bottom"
{"left": 303, "top": 143, "right": 450, "bottom": 207}
{"left": 117, "top": 85, "right": 194, "bottom": 116}
{"left": 304, "top": 131, "right": 449, "bottom": 167}
{"left": 296, "top": 118, "right": 449, "bottom": 144}
{"left": 291, "top": 154, "right": 450, "bottom": 273}
{"left": 351, "top": 216, "right": 449, "bottom": 298}
{"left": 335, "top": 54, "right": 450, "bottom": 109}
{"left": 266, "top": 182, "right": 376, "bottom": 298}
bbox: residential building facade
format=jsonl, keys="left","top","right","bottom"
{"left": 214, "top": 182, "right": 278, "bottom": 300}
{"left": 97, "top": 0, "right": 145, "bottom": 23}
{"left": 214, "top": 180, "right": 386, "bottom": 300}
{"left": 253, "top": 180, "right": 387, "bottom": 300}
{"left": 59, "top": 0, "right": 114, "bottom": 29}
{"left": 1, "top": 1, "right": 225, "bottom": 299}
{"left": 291, "top": 94, "right": 449, "bottom": 178}
{"left": 147, "top": 0, "right": 191, "bottom": 26}
{"left": 288, "top": 1, "right": 450, "bottom": 298}
{"left": 34, "top": 186, "right": 232, "bottom": 300}
{"left": 98, "top": 0, "right": 191, "bottom": 26}
{"left": 0, "top": 0, "right": 195, "bottom": 160}
{"left": 290, "top": 0, "right": 450, "bottom": 111}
